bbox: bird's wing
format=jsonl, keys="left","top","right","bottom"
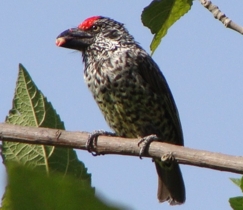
{"left": 136, "top": 52, "right": 184, "bottom": 145}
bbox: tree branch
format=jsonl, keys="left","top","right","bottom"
{"left": 200, "top": 0, "right": 243, "bottom": 35}
{"left": 0, "top": 123, "right": 243, "bottom": 174}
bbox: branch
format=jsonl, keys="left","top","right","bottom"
{"left": 0, "top": 123, "right": 243, "bottom": 174}
{"left": 200, "top": 0, "right": 243, "bottom": 35}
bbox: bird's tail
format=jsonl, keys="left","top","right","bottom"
{"left": 155, "top": 160, "right": 185, "bottom": 205}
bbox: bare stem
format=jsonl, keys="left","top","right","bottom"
{"left": 200, "top": 0, "right": 243, "bottom": 34}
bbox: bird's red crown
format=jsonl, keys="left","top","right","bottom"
{"left": 78, "top": 16, "right": 100, "bottom": 30}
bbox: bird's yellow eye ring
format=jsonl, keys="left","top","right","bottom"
{"left": 92, "top": 25, "right": 100, "bottom": 32}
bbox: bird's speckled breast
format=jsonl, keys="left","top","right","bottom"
{"left": 84, "top": 63, "right": 177, "bottom": 143}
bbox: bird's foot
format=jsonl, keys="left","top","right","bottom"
{"left": 161, "top": 152, "right": 175, "bottom": 168}
{"left": 86, "top": 130, "right": 116, "bottom": 156}
{"left": 137, "top": 134, "right": 159, "bottom": 159}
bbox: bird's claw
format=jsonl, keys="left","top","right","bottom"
{"left": 161, "top": 152, "right": 174, "bottom": 162}
{"left": 137, "top": 134, "right": 159, "bottom": 159}
{"left": 86, "top": 130, "right": 116, "bottom": 156}
{"left": 161, "top": 152, "right": 175, "bottom": 168}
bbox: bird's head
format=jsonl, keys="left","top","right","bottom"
{"left": 56, "top": 16, "right": 135, "bottom": 52}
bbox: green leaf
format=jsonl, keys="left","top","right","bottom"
{"left": 1, "top": 163, "right": 121, "bottom": 210}
{"left": 231, "top": 177, "right": 243, "bottom": 192}
{"left": 229, "top": 197, "right": 243, "bottom": 210}
{"left": 229, "top": 177, "right": 243, "bottom": 210}
{"left": 5, "top": 64, "right": 64, "bottom": 129}
{"left": 231, "top": 178, "right": 242, "bottom": 188}
{"left": 1, "top": 64, "right": 91, "bottom": 207}
{"left": 142, "top": 0, "right": 193, "bottom": 54}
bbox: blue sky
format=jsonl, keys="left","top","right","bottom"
{"left": 1, "top": 1, "right": 243, "bottom": 209}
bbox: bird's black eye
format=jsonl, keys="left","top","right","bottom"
{"left": 92, "top": 25, "right": 100, "bottom": 32}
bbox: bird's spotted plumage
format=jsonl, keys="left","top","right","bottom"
{"left": 56, "top": 16, "right": 185, "bottom": 205}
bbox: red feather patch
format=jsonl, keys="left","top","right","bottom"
{"left": 78, "top": 16, "right": 100, "bottom": 30}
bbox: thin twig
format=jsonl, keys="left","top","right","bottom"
{"left": 0, "top": 123, "right": 243, "bottom": 174}
{"left": 200, "top": 0, "right": 243, "bottom": 34}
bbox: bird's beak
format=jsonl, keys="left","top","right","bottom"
{"left": 56, "top": 28, "right": 93, "bottom": 50}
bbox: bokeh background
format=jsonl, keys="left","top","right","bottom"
{"left": 1, "top": 1, "right": 243, "bottom": 209}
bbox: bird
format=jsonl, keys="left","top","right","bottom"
{"left": 56, "top": 16, "right": 185, "bottom": 205}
